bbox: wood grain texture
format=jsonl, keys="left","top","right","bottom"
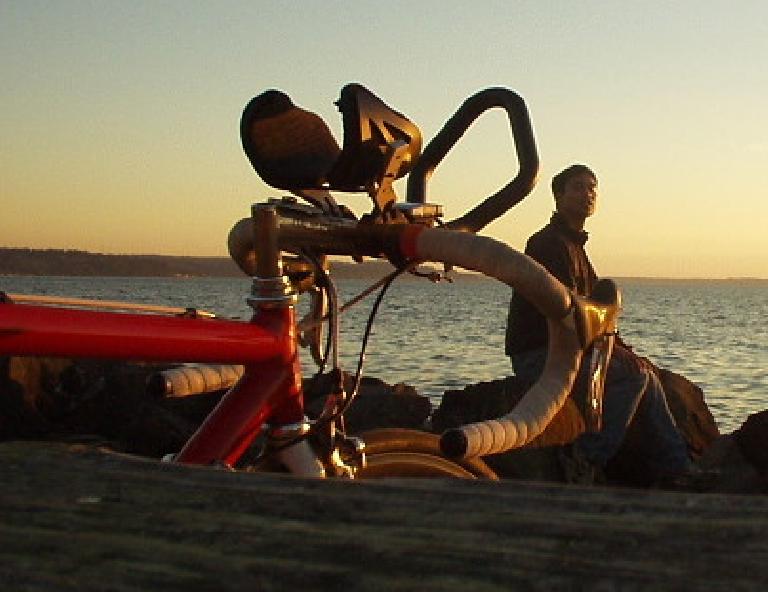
{"left": 2, "top": 441, "right": 766, "bottom": 591}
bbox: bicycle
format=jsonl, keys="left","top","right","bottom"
{"left": 0, "top": 84, "right": 620, "bottom": 480}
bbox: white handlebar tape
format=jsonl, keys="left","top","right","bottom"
{"left": 410, "top": 228, "right": 582, "bottom": 458}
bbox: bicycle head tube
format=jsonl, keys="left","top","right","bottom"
{"left": 247, "top": 203, "right": 297, "bottom": 309}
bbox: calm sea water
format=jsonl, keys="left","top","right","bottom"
{"left": 2, "top": 275, "right": 765, "bottom": 433}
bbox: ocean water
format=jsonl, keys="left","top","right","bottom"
{"left": 2, "top": 275, "right": 765, "bottom": 433}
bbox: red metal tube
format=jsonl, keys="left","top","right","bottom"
{"left": 0, "top": 303, "right": 292, "bottom": 364}
{"left": 174, "top": 306, "right": 305, "bottom": 466}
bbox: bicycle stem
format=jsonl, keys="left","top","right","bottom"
{"left": 248, "top": 204, "right": 297, "bottom": 308}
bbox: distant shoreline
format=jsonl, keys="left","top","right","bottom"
{"left": 0, "top": 248, "right": 764, "bottom": 282}
{"left": 0, "top": 248, "right": 409, "bottom": 280}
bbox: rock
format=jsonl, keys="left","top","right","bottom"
{"left": 695, "top": 411, "right": 768, "bottom": 494}
{"left": 1, "top": 358, "right": 432, "bottom": 457}
{"left": 1, "top": 357, "right": 754, "bottom": 492}
{"left": 0, "top": 356, "right": 188, "bottom": 454}
{"left": 657, "top": 367, "right": 720, "bottom": 456}
{"left": 733, "top": 409, "right": 768, "bottom": 474}
{"left": 698, "top": 434, "right": 767, "bottom": 494}
{"left": 303, "top": 371, "right": 432, "bottom": 433}
{"left": 0, "top": 356, "right": 72, "bottom": 437}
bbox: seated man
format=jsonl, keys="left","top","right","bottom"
{"left": 506, "top": 164, "right": 695, "bottom": 484}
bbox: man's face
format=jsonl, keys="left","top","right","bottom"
{"left": 555, "top": 172, "right": 598, "bottom": 221}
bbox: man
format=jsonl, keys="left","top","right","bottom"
{"left": 506, "top": 164, "right": 695, "bottom": 484}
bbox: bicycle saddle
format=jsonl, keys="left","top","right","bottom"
{"left": 241, "top": 83, "right": 422, "bottom": 194}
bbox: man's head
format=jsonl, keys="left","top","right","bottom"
{"left": 551, "top": 164, "right": 598, "bottom": 229}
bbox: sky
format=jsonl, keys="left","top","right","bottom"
{"left": 1, "top": 1, "right": 767, "bottom": 278}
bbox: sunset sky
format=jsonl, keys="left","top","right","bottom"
{"left": 2, "top": 1, "right": 767, "bottom": 278}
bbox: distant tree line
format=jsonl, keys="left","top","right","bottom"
{"left": 0, "top": 248, "right": 421, "bottom": 279}
{"left": 0, "top": 248, "right": 242, "bottom": 277}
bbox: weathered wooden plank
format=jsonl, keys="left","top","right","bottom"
{"left": 1, "top": 441, "right": 767, "bottom": 591}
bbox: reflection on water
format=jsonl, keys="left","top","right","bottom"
{"left": 620, "top": 281, "right": 767, "bottom": 433}
{"left": 2, "top": 275, "right": 765, "bottom": 433}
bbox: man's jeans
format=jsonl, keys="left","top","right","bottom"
{"left": 511, "top": 346, "right": 691, "bottom": 475}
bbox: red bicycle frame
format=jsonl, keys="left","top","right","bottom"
{"left": 0, "top": 302, "right": 305, "bottom": 465}
{"left": 0, "top": 206, "right": 308, "bottom": 469}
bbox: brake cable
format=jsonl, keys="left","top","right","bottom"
{"left": 342, "top": 263, "right": 407, "bottom": 414}
{"left": 306, "top": 259, "right": 409, "bottom": 429}
{"left": 296, "top": 259, "right": 439, "bottom": 335}
{"left": 266, "top": 253, "right": 422, "bottom": 460}
{"left": 299, "top": 249, "right": 338, "bottom": 375}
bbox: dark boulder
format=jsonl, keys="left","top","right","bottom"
{"left": 303, "top": 371, "right": 432, "bottom": 433}
{"left": 6, "top": 356, "right": 763, "bottom": 493}
{"left": 698, "top": 434, "right": 767, "bottom": 494}
{"left": 734, "top": 409, "right": 768, "bottom": 474}
{"left": 0, "top": 357, "right": 196, "bottom": 455}
{"left": 0, "top": 356, "right": 71, "bottom": 438}
{"left": 694, "top": 410, "right": 768, "bottom": 495}
{"left": 1, "top": 358, "right": 431, "bottom": 457}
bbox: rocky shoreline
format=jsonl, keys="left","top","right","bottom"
{"left": 2, "top": 356, "right": 766, "bottom": 491}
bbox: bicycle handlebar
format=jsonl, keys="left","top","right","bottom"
{"left": 229, "top": 210, "right": 620, "bottom": 458}
{"left": 406, "top": 88, "right": 539, "bottom": 233}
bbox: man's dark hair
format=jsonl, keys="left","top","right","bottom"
{"left": 551, "top": 164, "right": 597, "bottom": 197}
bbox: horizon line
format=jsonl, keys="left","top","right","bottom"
{"left": 0, "top": 246, "right": 765, "bottom": 282}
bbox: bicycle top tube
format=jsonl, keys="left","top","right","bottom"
{"left": 0, "top": 301, "right": 296, "bottom": 364}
